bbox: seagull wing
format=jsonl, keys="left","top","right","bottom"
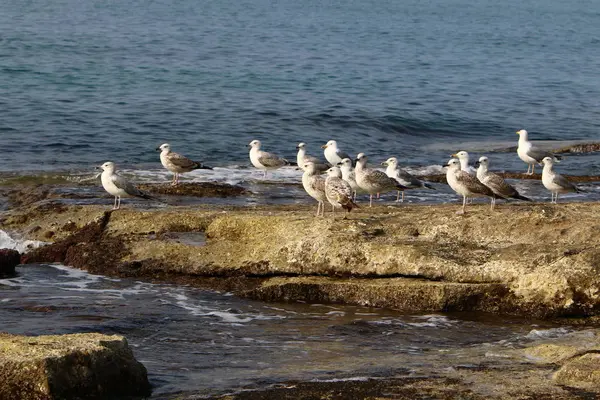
{"left": 258, "top": 151, "right": 289, "bottom": 167}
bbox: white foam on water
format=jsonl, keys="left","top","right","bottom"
{"left": 525, "top": 327, "right": 571, "bottom": 340}
{"left": 0, "top": 230, "right": 46, "bottom": 254}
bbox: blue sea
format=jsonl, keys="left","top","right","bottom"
{"left": 1, "top": 0, "right": 600, "bottom": 177}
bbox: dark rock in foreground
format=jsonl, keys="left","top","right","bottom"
{"left": 0, "top": 332, "right": 151, "bottom": 400}
{"left": 0, "top": 248, "right": 20, "bottom": 277}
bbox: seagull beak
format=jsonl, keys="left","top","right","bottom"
{"left": 155, "top": 147, "right": 161, "bottom": 151}
{"left": 95, "top": 166, "right": 102, "bottom": 170}
{"left": 295, "top": 146, "right": 300, "bottom": 150}
{"left": 354, "top": 158, "right": 359, "bottom": 163}
{"left": 381, "top": 161, "right": 388, "bottom": 166}
{"left": 516, "top": 131, "right": 521, "bottom": 135}
{"left": 321, "top": 144, "right": 328, "bottom": 149}
{"left": 247, "top": 145, "right": 252, "bottom": 149}
{"left": 474, "top": 161, "right": 480, "bottom": 167}
{"left": 451, "top": 153, "right": 457, "bottom": 157}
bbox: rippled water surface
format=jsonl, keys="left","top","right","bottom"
{"left": 1, "top": 0, "right": 600, "bottom": 176}
{"left": 0, "top": 264, "right": 579, "bottom": 398}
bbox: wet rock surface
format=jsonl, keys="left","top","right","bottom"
{"left": 0, "top": 332, "right": 151, "bottom": 400}
{"left": 137, "top": 181, "right": 249, "bottom": 197}
{"left": 0, "top": 248, "right": 20, "bottom": 277}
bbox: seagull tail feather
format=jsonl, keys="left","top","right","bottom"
{"left": 423, "top": 182, "right": 436, "bottom": 190}
{"left": 512, "top": 193, "right": 533, "bottom": 202}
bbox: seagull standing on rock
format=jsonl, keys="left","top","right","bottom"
{"left": 98, "top": 162, "right": 156, "bottom": 210}
{"left": 541, "top": 157, "right": 580, "bottom": 203}
{"left": 296, "top": 143, "right": 329, "bottom": 173}
{"left": 157, "top": 143, "right": 212, "bottom": 186}
{"left": 301, "top": 162, "right": 327, "bottom": 217}
{"left": 446, "top": 158, "right": 504, "bottom": 214}
{"left": 381, "top": 157, "right": 435, "bottom": 202}
{"left": 475, "top": 156, "right": 532, "bottom": 202}
{"left": 516, "top": 129, "right": 560, "bottom": 175}
{"left": 355, "top": 153, "right": 408, "bottom": 207}
{"left": 324, "top": 166, "right": 358, "bottom": 218}
{"left": 248, "top": 140, "right": 290, "bottom": 178}
{"left": 322, "top": 140, "right": 352, "bottom": 166}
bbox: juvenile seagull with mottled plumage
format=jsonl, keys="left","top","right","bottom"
{"left": 355, "top": 153, "right": 408, "bottom": 207}
{"left": 324, "top": 166, "right": 358, "bottom": 218}
{"left": 516, "top": 129, "right": 561, "bottom": 175}
{"left": 296, "top": 143, "right": 329, "bottom": 173}
{"left": 98, "top": 162, "right": 157, "bottom": 210}
{"left": 446, "top": 158, "right": 505, "bottom": 214}
{"left": 248, "top": 139, "right": 290, "bottom": 178}
{"left": 382, "top": 157, "right": 435, "bottom": 202}
{"left": 301, "top": 161, "right": 327, "bottom": 217}
{"left": 157, "top": 143, "right": 212, "bottom": 185}
{"left": 475, "top": 156, "right": 531, "bottom": 202}
{"left": 541, "top": 156, "right": 580, "bottom": 203}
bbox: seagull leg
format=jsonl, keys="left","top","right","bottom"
{"left": 353, "top": 191, "right": 357, "bottom": 202}
{"left": 263, "top": 170, "right": 267, "bottom": 179}
{"left": 377, "top": 193, "right": 380, "bottom": 199}
{"left": 402, "top": 191, "right": 405, "bottom": 203}
{"left": 369, "top": 195, "right": 373, "bottom": 208}
{"left": 530, "top": 164, "right": 535, "bottom": 175}
{"left": 490, "top": 197, "right": 495, "bottom": 211}
{"left": 315, "top": 202, "right": 320, "bottom": 217}
{"left": 112, "top": 196, "right": 118, "bottom": 210}
{"left": 115, "top": 196, "right": 121, "bottom": 210}
{"left": 456, "top": 195, "right": 466, "bottom": 214}
{"left": 396, "top": 191, "right": 400, "bottom": 202}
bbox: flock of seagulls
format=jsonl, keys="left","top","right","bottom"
{"left": 96, "top": 131, "right": 583, "bottom": 213}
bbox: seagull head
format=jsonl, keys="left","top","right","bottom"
{"left": 541, "top": 156, "right": 554, "bottom": 166}
{"left": 475, "top": 156, "right": 488, "bottom": 168}
{"left": 321, "top": 140, "right": 337, "bottom": 149}
{"left": 296, "top": 142, "right": 306, "bottom": 150}
{"left": 355, "top": 152, "right": 367, "bottom": 165}
{"left": 303, "top": 161, "right": 316, "bottom": 173}
{"left": 326, "top": 166, "right": 343, "bottom": 178}
{"left": 338, "top": 158, "right": 353, "bottom": 168}
{"left": 446, "top": 158, "right": 461, "bottom": 170}
{"left": 451, "top": 151, "right": 469, "bottom": 161}
{"left": 516, "top": 129, "right": 528, "bottom": 136}
{"left": 248, "top": 140, "right": 261, "bottom": 150}
{"left": 156, "top": 143, "right": 170, "bottom": 153}
{"left": 98, "top": 161, "right": 116, "bottom": 172}
{"left": 381, "top": 157, "right": 398, "bottom": 167}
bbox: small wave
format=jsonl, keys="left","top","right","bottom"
{"left": 0, "top": 230, "right": 46, "bottom": 253}
{"left": 525, "top": 327, "right": 571, "bottom": 340}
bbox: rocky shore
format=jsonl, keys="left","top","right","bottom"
{"left": 4, "top": 181, "right": 600, "bottom": 398}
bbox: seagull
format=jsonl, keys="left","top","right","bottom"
{"left": 516, "top": 129, "right": 561, "bottom": 175}
{"left": 248, "top": 140, "right": 290, "bottom": 178}
{"left": 451, "top": 151, "right": 477, "bottom": 175}
{"left": 324, "top": 166, "right": 358, "bottom": 218}
{"left": 355, "top": 153, "right": 408, "bottom": 207}
{"left": 475, "top": 156, "right": 532, "bottom": 202}
{"left": 381, "top": 157, "right": 435, "bottom": 202}
{"left": 446, "top": 158, "right": 504, "bottom": 214}
{"left": 301, "top": 162, "right": 327, "bottom": 217}
{"left": 156, "top": 143, "right": 212, "bottom": 185}
{"left": 338, "top": 157, "right": 363, "bottom": 201}
{"left": 321, "top": 140, "right": 352, "bottom": 166}
{"left": 97, "top": 162, "right": 156, "bottom": 210}
{"left": 296, "top": 143, "right": 329, "bottom": 173}
{"left": 541, "top": 156, "right": 580, "bottom": 203}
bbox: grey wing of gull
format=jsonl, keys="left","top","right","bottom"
{"left": 485, "top": 173, "right": 518, "bottom": 197}
{"left": 456, "top": 172, "right": 496, "bottom": 197}
{"left": 258, "top": 151, "right": 288, "bottom": 167}
{"left": 395, "top": 169, "right": 424, "bottom": 188}
{"left": 167, "top": 152, "right": 199, "bottom": 170}
{"left": 304, "top": 155, "right": 330, "bottom": 172}
{"left": 526, "top": 146, "right": 555, "bottom": 162}
{"left": 552, "top": 174, "right": 578, "bottom": 191}
{"left": 112, "top": 174, "right": 148, "bottom": 197}
{"left": 367, "top": 169, "right": 406, "bottom": 189}
{"left": 335, "top": 149, "right": 352, "bottom": 161}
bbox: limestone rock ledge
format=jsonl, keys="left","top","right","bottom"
{"left": 0, "top": 332, "right": 151, "bottom": 400}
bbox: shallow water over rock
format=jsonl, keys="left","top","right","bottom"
{"left": 0, "top": 264, "right": 588, "bottom": 398}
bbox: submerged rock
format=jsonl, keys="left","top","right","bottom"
{"left": 0, "top": 248, "right": 20, "bottom": 277}
{"left": 137, "top": 182, "right": 249, "bottom": 197}
{"left": 0, "top": 332, "right": 151, "bottom": 400}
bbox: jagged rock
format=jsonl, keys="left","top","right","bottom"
{"left": 0, "top": 248, "right": 20, "bottom": 276}
{"left": 0, "top": 332, "right": 151, "bottom": 400}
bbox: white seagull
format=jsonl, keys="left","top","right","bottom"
{"left": 446, "top": 158, "right": 504, "bottom": 214}
{"left": 321, "top": 140, "right": 352, "bottom": 166}
{"left": 381, "top": 157, "right": 435, "bottom": 202}
{"left": 355, "top": 153, "right": 408, "bottom": 207}
{"left": 296, "top": 143, "right": 329, "bottom": 172}
{"left": 156, "top": 143, "right": 212, "bottom": 185}
{"left": 98, "top": 162, "right": 156, "bottom": 210}
{"left": 248, "top": 140, "right": 290, "bottom": 178}
{"left": 301, "top": 162, "right": 327, "bottom": 217}
{"left": 541, "top": 156, "right": 580, "bottom": 203}
{"left": 516, "top": 129, "right": 560, "bottom": 175}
